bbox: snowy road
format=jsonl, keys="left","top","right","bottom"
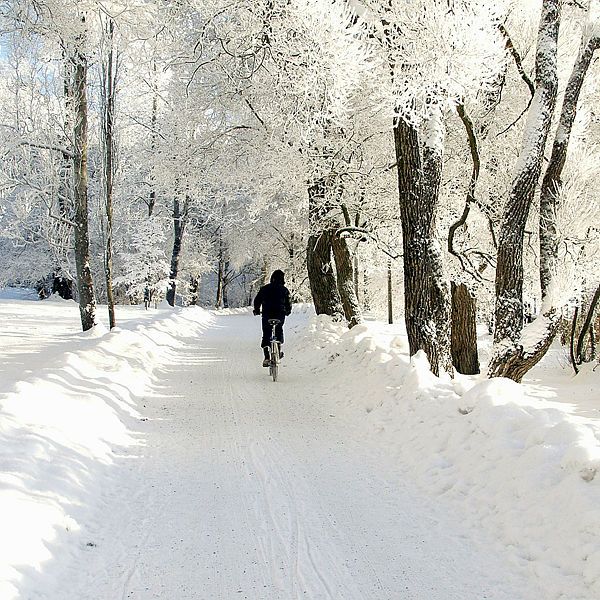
{"left": 42, "top": 311, "right": 542, "bottom": 599}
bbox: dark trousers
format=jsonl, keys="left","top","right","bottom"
{"left": 261, "top": 316, "right": 285, "bottom": 348}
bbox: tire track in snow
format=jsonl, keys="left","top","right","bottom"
{"left": 37, "top": 311, "right": 545, "bottom": 600}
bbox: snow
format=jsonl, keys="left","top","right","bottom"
{"left": 0, "top": 295, "right": 598, "bottom": 598}
{"left": 294, "top": 315, "right": 600, "bottom": 599}
{"left": 0, "top": 294, "right": 212, "bottom": 599}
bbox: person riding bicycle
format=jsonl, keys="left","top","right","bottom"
{"left": 253, "top": 269, "right": 292, "bottom": 367}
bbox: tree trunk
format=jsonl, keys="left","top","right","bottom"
{"left": 363, "top": 270, "right": 371, "bottom": 312}
{"left": 260, "top": 258, "right": 268, "bottom": 287}
{"left": 394, "top": 110, "right": 452, "bottom": 376}
{"left": 101, "top": 19, "right": 117, "bottom": 329}
{"left": 332, "top": 234, "right": 362, "bottom": 327}
{"left": 451, "top": 282, "right": 480, "bottom": 375}
{"left": 306, "top": 179, "right": 342, "bottom": 317}
{"left": 222, "top": 260, "right": 230, "bottom": 308}
{"left": 166, "top": 196, "right": 188, "bottom": 307}
{"left": 307, "top": 230, "right": 342, "bottom": 316}
{"left": 215, "top": 237, "right": 225, "bottom": 309}
{"left": 288, "top": 233, "right": 299, "bottom": 301}
{"left": 489, "top": 308, "right": 561, "bottom": 382}
{"left": 570, "top": 306, "right": 580, "bottom": 375}
{"left": 575, "top": 284, "right": 600, "bottom": 365}
{"left": 72, "top": 44, "right": 97, "bottom": 332}
{"left": 353, "top": 252, "right": 359, "bottom": 300}
{"left": 215, "top": 268, "right": 223, "bottom": 309}
{"left": 189, "top": 276, "right": 199, "bottom": 306}
{"left": 490, "top": 0, "right": 561, "bottom": 379}
{"left": 539, "top": 34, "right": 600, "bottom": 298}
{"left": 147, "top": 61, "right": 159, "bottom": 218}
{"left": 387, "top": 259, "right": 393, "bottom": 325}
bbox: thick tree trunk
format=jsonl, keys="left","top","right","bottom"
{"left": 394, "top": 111, "right": 452, "bottom": 376}
{"left": 539, "top": 34, "right": 600, "bottom": 298}
{"left": 422, "top": 114, "right": 452, "bottom": 375}
{"left": 332, "top": 234, "right": 362, "bottom": 327}
{"left": 490, "top": 0, "right": 561, "bottom": 379}
{"left": 307, "top": 230, "right": 342, "bottom": 316}
{"left": 166, "top": 196, "right": 188, "bottom": 307}
{"left": 72, "top": 46, "right": 97, "bottom": 332}
{"left": 451, "top": 282, "right": 480, "bottom": 375}
{"left": 306, "top": 179, "right": 342, "bottom": 316}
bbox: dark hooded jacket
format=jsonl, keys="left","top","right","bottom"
{"left": 253, "top": 270, "right": 292, "bottom": 319}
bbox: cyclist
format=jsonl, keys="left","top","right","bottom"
{"left": 253, "top": 269, "right": 292, "bottom": 367}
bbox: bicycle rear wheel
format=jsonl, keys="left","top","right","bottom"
{"left": 270, "top": 341, "right": 279, "bottom": 382}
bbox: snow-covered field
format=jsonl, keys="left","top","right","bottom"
{"left": 0, "top": 291, "right": 598, "bottom": 599}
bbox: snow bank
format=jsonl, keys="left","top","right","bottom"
{"left": 293, "top": 315, "right": 600, "bottom": 600}
{"left": 0, "top": 307, "right": 212, "bottom": 600}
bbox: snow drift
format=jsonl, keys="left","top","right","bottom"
{"left": 292, "top": 315, "right": 600, "bottom": 600}
{"left": 0, "top": 306, "right": 212, "bottom": 600}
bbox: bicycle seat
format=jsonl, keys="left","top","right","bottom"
{"left": 268, "top": 319, "right": 281, "bottom": 325}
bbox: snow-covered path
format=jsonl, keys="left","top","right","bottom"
{"left": 42, "top": 312, "right": 542, "bottom": 600}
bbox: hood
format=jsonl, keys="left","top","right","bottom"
{"left": 270, "top": 270, "right": 285, "bottom": 285}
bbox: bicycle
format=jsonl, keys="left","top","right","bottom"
{"left": 267, "top": 318, "right": 282, "bottom": 382}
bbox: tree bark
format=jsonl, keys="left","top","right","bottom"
{"left": 147, "top": 61, "right": 159, "bottom": 218}
{"left": 215, "top": 236, "right": 225, "bottom": 309}
{"left": 490, "top": 0, "right": 561, "bottom": 379}
{"left": 222, "top": 260, "right": 230, "bottom": 308}
{"left": 570, "top": 306, "right": 580, "bottom": 375}
{"left": 363, "top": 269, "right": 371, "bottom": 312}
{"left": 189, "top": 276, "right": 199, "bottom": 306}
{"left": 72, "top": 43, "right": 97, "bottom": 332}
{"left": 332, "top": 234, "right": 362, "bottom": 327}
{"left": 306, "top": 179, "right": 342, "bottom": 316}
{"left": 166, "top": 196, "right": 188, "bottom": 307}
{"left": 451, "top": 282, "right": 480, "bottom": 374}
{"left": 539, "top": 34, "right": 600, "bottom": 298}
{"left": 575, "top": 284, "right": 600, "bottom": 365}
{"left": 215, "top": 265, "right": 223, "bottom": 308}
{"left": 101, "top": 19, "right": 117, "bottom": 329}
{"left": 387, "top": 259, "right": 393, "bottom": 325}
{"left": 394, "top": 111, "right": 452, "bottom": 376}
{"left": 307, "top": 230, "right": 342, "bottom": 316}
{"left": 489, "top": 308, "right": 561, "bottom": 382}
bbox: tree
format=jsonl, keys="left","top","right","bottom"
{"left": 539, "top": 17, "right": 600, "bottom": 299}
{"left": 488, "top": 0, "right": 600, "bottom": 382}
{"left": 70, "top": 20, "right": 98, "bottom": 331}
{"left": 100, "top": 17, "right": 118, "bottom": 328}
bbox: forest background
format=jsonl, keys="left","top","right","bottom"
{"left": 0, "top": 0, "right": 598, "bottom": 382}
